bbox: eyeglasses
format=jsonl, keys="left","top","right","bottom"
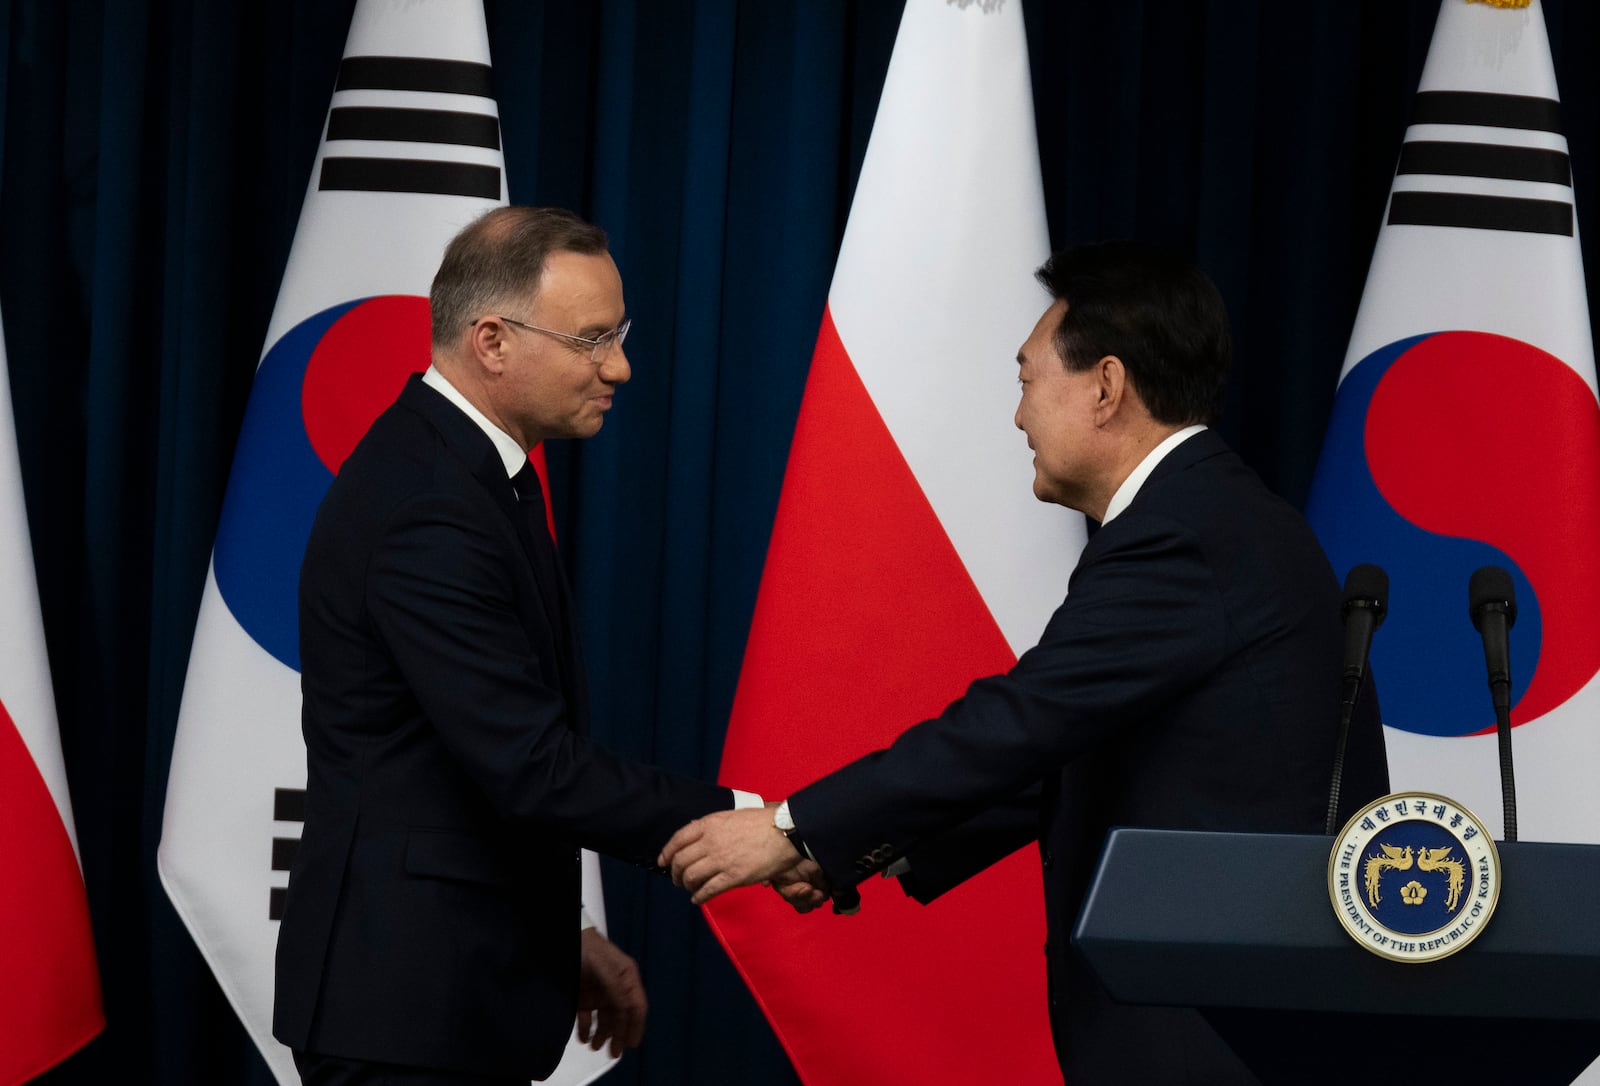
{"left": 486, "top": 314, "right": 632, "bottom": 363}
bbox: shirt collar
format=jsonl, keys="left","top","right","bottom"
{"left": 422, "top": 364, "right": 529, "bottom": 479}
{"left": 1100, "top": 424, "right": 1208, "bottom": 525}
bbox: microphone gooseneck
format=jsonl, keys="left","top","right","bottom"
{"left": 1326, "top": 564, "right": 1388, "bottom": 834}
{"left": 1469, "top": 565, "right": 1519, "bottom": 842}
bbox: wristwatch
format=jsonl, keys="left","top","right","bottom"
{"left": 773, "top": 800, "right": 803, "bottom": 855}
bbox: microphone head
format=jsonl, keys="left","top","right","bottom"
{"left": 1342, "top": 563, "right": 1389, "bottom": 627}
{"left": 1469, "top": 565, "right": 1518, "bottom": 630}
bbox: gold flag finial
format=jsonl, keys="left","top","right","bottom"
{"left": 1464, "top": 0, "right": 1532, "bottom": 8}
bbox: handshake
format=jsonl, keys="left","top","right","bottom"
{"left": 658, "top": 802, "right": 850, "bottom": 915}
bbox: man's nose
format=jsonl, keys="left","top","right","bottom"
{"left": 600, "top": 344, "right": 631, "bottom": 385}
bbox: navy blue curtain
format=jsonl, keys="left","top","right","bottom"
{"left": 2, "top": 2, "right": 1596, "bottom": 1083}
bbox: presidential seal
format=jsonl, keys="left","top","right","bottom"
{"left": 1328, "top": 792, "right": 1501, "bottom": 962}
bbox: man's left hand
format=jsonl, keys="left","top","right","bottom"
{"left": 660, "top": 807, "right": 801, "bottom": 905}
{"left": 576, "top": 928, "right": 647, "bottom": 1057}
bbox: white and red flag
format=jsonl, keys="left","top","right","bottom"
{"left": 157, "top": 2, "right": 610, "bottom": 1082}
{"left": 0, "top": 308, "right": 104, "bottom": 1083}
{"left": 706, "top": 1, "right": 1081, "bottom": 1082}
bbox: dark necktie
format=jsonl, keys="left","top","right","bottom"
{"left": 511, "top": 462, "right": 568, "bottom": 631}
{"left": 511, "top": 461, "right": 588, "bottom": 726}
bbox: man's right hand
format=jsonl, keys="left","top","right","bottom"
{"left": 769, "top": 859, "right": 829, "bottom": 914}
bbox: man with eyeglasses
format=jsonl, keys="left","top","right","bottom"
{"left": 274, "top": 206, "right": 762, "bottom": 1085}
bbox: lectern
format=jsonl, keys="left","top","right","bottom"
{"left": 1073, "top": 829, "right": 1600, "bottom": 1084}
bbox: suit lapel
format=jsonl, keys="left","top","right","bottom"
{"left": 397, "top": 376, "right": 553, "bottom": 580}
{"left": 396, "top": 376, "right": 587, "bottom": 727}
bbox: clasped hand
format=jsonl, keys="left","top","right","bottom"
{"left": 659, "top": 806, "right": 830, "bottom": 910}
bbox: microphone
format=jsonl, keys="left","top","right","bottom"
{"left": 1469, "top": 565, "right": 1518, "bottom": 841}
{"left": 1469, "top": 566, "right": 1517, "bottom": 700}
{"left": 1326, "top": 564, "right": 1388, "bottom": 833}
{"left": 1341, "top": 564, "right": 1389, "bottom": 686}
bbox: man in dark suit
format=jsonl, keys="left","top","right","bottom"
{"left": 663, "top": 242, "right": 1388, "bottom": 1083}
{"left": 274, "top": 207, "right": 753, "bottom": 1085}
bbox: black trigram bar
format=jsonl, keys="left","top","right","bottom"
{"left": 1412, "top": 91, "right": 1563, "bottom": 134}
{"left": 272, "top": 788, "right": 305, "bottom": 921}
{"left": 328, "top": 107, "right": 500, "bottom": 150}
{"left": 269, "top": 840, "right": 297, "bottom": 922}
{"left": 319, "top": 157, "right": 501, "bottom": 199}
{"left": 1389, "top": 191, "right": 1573, "bottom": 236}
{"left": 272, "top": 836, "right": 300, "bottom": 871}
{"left": 336, "top": 56, "right": 493, "bottom": 98}
{"left": 274, "top": 787, "right": 306, "bottom": 822}
{"left": 1398, "top": 141, "right": 1571, "bottom": 186}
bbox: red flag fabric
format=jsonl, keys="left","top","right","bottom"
{"left": 705, "top": 2, "right": 1083, "bottom": 1081}
{"left": 0, "top": 311, "right": 104, "bottom": 1084}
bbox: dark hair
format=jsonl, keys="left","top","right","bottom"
{"left": 429, "top": 206, "right": 609, "bottom": 346}
{"left": 1034, "top": 242, "right": 1231, "bottom": 425}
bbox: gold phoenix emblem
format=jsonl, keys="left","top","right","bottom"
{"left": 1330, "top": 794, "right": 1502, "bottom": 963}
{"left": 1417, "top": 846, "right": 1466, "bottom": 911}
{"left": 1363, "top": 844, "right": 1412, "bottom": 905}
{"left": 1363, "top": 844, "right": 1465, "bottom": 910}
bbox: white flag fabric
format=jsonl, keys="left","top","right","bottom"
{"left": 0, "top": 309, "right": 103, "bottom": 1085}
{"left": 157, "top": 3, "right": 612, "bottom": 1083}
{"left": 706, "top": 1, "right": 1083, "bottom": 1082}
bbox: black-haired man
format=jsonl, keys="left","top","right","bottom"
{"left": 664, "top": 242, "right": 1388, "bottom": 1083}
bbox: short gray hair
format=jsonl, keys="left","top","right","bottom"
{"left": 429, "top": 206, "right": 609, "bottom": 347}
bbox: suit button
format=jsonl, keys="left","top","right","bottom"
{"left": 1042, "top": 850, "right": 1053, "bottom": 870}
{"left": 857, "top": 844, "right": 895, "bottom": 873}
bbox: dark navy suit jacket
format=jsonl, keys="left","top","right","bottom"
{"left": 792, "top": 429, "right": 1388, "bottom": 1083}
{"left": 273, "top": 375, "right": 730, "bottom": 1079}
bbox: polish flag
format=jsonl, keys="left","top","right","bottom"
{"left": 705, "top": 2, "right": 1082, "bottom": 1082}
{"left": 0, "top": 309, "right": 104, "bottom": 1084}
{"left": 156, "top": 3, "right": 607, "bottom": 1082}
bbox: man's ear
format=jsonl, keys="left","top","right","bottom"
{"left": 469, "top": 317, "right": 511, "bottom": 376}
{"left": 1093, "top": 355, "right": 1127, "bottom": 424}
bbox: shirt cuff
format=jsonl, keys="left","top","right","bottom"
{"left": 580, "top": 907, "right": 597, "bottom": 931}
{"left": 731, "top": 789, "right": 764, "bottom": 810}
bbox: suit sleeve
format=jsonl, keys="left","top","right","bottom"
{"left": 365, "top": 490, "right": 728, "bottom": 865}
{"left": 791, "top": 512, "right": 1227, "bottom": 890}
{"left": 895, "top": 782, "right": 1042, "bottom": 904}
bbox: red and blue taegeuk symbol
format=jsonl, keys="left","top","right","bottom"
{"left": 1307, "top": 331, "right": 1600, "bottom": 737}
{"left": 213, "top": 296, "right": 432, "bottom": 671}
